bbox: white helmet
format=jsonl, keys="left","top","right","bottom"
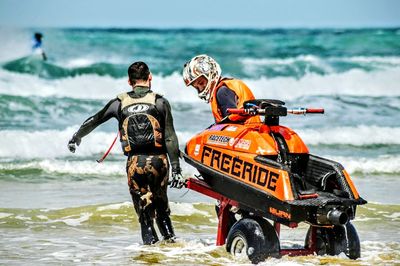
{"left": 183, "top": 54, "right": 221, "bottom": 102}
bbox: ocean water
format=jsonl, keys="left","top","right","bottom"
{"left": 0, "top": 27, "right": 399, "bottom": 265}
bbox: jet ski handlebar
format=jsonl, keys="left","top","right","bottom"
{"left": 227, "top": 107, "right": 324, "bottom": 116}
{"left": 288, "top": 108, "right": 325, "bottom": 114}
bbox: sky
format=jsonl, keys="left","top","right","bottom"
{"left": 0, "top": 0, "right": 399, "bottom": 29}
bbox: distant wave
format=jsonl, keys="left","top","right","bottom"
{"left": 328, "top": 155, "right": 400, "bottom": 175}
{"left": 298, "top": 125, "right": 400, "bottom": 146}
{"left": 3, "top": 54, "right": 400, "bottom": 80}
{"left": 241, "top": 55, "right": 400, "bottom": 68}
{"left": 1, "top": 68, "right": 399, "bottom": 101}
{"left": 2, "top": 56, "right": 127, "bottom": 79}
{"left": 0, "top": 159, "right": 126, "bottom": 179}
{"left": 0, "top": 128, "right": 119, "bottom": 159}
{"left": 241, "top": 55, "right": 400, "bottom": 78}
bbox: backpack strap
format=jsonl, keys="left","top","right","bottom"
{"left": 117, "top": 92, "right": 157, "bottom": 110}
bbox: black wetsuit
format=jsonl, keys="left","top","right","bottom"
{"left": 73, "top": 86, "right": 180, "bottom": 244}
{"left": 73, "top": 87, "right": 180, "bottom": 169}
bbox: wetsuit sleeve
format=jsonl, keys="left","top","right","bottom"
{"left": 216, "top": 86, "right": 247, "bottom": 122}
{"left": 156, "top": 97, "right": 181, "bottom": 171}
{"left": 74, "top": 98, "right": 120, "bottom": 140}
{"left": 216, "top": 86, "right": 238, "bottom": 117}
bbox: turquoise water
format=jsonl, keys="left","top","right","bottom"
{"left": 0, "top": 27, "right": 399, "bottom": 265}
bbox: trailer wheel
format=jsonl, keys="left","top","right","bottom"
{"left": 305, "top": 222, "right": 360, "bottom": 259}
{"left": 226, "top": 218, "right": 279, "bottom": 264}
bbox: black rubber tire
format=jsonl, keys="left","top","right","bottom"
{"left": 305, "top": 222, "right": 361, "bottom": 259}
{"left": 226, "top": 218, "right": 279, "bottom": 264}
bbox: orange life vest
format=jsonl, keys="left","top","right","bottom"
{"left": 210, "top": 79, "right": 261, "bottom": 124}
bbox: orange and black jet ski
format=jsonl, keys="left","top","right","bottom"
{"left": 183, "top": 99, "right": 367, "bottom": 263}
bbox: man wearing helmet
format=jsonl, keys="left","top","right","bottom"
{"left": 183, "top": 54, "right": 260, "bottom": 124}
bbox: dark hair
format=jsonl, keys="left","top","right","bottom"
{"left": 128, "top": 61, "right": 150, "bottom": 84}
{"left": 34, "top": 32, "right": 43, "bottom": 41}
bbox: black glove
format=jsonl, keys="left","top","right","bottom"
{"left": 67, "top": 134, "right": 81, "bottom": 153}
{"left": 169, "top": 167, "right": 185, "bottom": 189}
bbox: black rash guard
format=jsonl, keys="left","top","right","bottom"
{"left": 216, "top": 86, "right": 238, "bottom": 117}
{"left": 73, "top": 87, "right": 181, "bottom": 170}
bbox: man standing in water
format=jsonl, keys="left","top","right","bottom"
{"left": 67, "top": 61, "right": 185, "bottom": 245}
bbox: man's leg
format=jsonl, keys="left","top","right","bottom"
{"left": 146, "top": 155, "right": 176, "bottom": 241}
{"left": 155, "top": 205, "right": 175, "bottom": 241}
{"left": 127, "top": 155, "right": 159, "bottom": 245}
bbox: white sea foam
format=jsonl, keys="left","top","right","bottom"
{"left": 169, "top": 202, "right": 211, "bottom": 217}
{"left": 0, "top": 212, "right": 12, "bottom": 219}
{"left": 8, "top": 154, "right": 400, "bottom": 176}
{"left": 246, "top": 68, "right": 400, "bottom": 100}
{"left": 0, "top": 125, "right": 398, "bottom": 160}
{"left": 64, "top": 58, "right": 97, "bottom": 68}
{"left": 58, "top": 212, "right": 92, "bottom": 226}
{"left": 0, "top": 128, "right": 194, "bottom": 160}
{"left": 0, "top": 159, "right": 126, "bottom": 176}
{"left": 0, "top": 126, "right": 399, "bottom": 175}
{"left": 241, "top": 55, "right": 400, "bottom": 68}
{"left": 63, "top": 55, "right": 126, "bottom": 68}
{"left": 0, "top": 127, "right": 120, "bottom": 159}
{"left": 96, "top": 202, "right": 132, "bottom": 211}
{"left": 327, "top": 155, "right": 400, "bottom": 174}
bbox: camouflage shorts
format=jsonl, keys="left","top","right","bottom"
{"left": 126, "top": 154, "right": 170, "bottom": 217}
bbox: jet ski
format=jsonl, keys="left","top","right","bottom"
{"left": 183, "top": 99, "right": 367, "bottom": 263}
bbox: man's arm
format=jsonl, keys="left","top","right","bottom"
{"left": 216, "top": 86, "right": 248, "bottom": 122}
{"left": 216, "top": 86, "right": 238, "bottom": 117}
{"left": 156, "top": 97, "right": 181, "bottom": 170}
{"left": 68, "top": 98, "right": 120, "bottom": 152}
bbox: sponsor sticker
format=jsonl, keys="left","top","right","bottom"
{"left": 225, "top": 126, "right": 238, "bottom": 132}
{"left": 207, "top": 135, "right": 231, "bottom": 146}
{"left": 228, "top": 138, "right": 251, "bottom": 150}
{"left": 207, "top": 124, "right": 227, "bottom": 131}
{"left": 194, "top": 144, "right": 200, "bottom": 156}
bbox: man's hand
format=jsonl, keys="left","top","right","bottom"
{"left": 67, "top": 134, "right": 81, "bottom": 153}
{"left": 169, "top": 168, "right": 185, "bottom": 189}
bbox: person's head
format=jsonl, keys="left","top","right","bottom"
{"left": 183, "top": 54, "right": 221, "bottom": 102}
{"left": 128, "top": 61, "right": 152, "bottom": 88}
{"left": 34, "top": 32, "right": 43, "bottom": 41}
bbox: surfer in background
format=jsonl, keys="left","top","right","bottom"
{"left": 32, "top": 32, "right": 47, "bottom": 61}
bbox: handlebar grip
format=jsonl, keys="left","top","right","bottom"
{"left": 227, "top": 108, "right": 245, "bottom": 114}
{"left": 306, "top": 108, "right": 324, "bottom": 114}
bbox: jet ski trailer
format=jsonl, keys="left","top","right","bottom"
{"left": 183, "top": 99, "right": 366, "bottom": 264}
